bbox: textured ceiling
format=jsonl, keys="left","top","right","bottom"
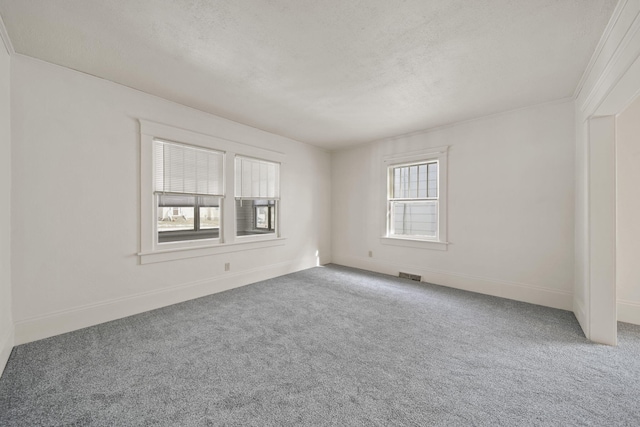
{"left": 0, "top": 0, "right": 618, "bottom": 149}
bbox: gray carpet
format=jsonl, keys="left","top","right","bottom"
{"left": 1, "top": 264, "right": 640, "bottom": 426}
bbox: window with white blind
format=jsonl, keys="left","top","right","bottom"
{"left": 154, "top": 139, "right": 224, "bottom": 243}
{"left": 383, "top": 147, "right": 448, "bottom": 249}
{"left": 235, "top": 156, "right": 280, "bottom": 237}
{"left": 140, "top": 120, "right": 286, "bottom": 264}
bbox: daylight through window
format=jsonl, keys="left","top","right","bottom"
{"left": 235, "top": 156, "right": 280, "bottom": 237}
{"left": 154, "top": 139, "right": 224, "bottom": 243}
{"left": 388, "top": 161, "right": 439, "bottom": 239}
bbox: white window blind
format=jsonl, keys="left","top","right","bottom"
{"left": 154, "top": 140, "right": 224, "bottom": 196}
{"left": 234, "top": 156, "right": 280, "bottom": 199}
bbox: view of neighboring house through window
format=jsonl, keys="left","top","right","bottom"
{"left": 235, "top": 156, "right": 280, "bottom": 237}
{"left": 388, "top": 161, "right": 438, "bottom": 239}
{"left": 154, "top": 139, "right": 224, "bottom": 243}
{"left": 254, "top": 201, "right": 276, "bottom": 230}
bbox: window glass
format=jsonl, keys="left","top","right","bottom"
{"left": 199, "top": 207, "right": 220, "bottom": 230}
{"left": 236, "top": 199, "right": 276, "bottom": 236}
{"left": 391, "top": 201, "right": 437, "bottom": 238}
{"left": 158, "top": 207, "right": 194, "bottom": 232}
{"left": 157, "top": 194, "right": 220, "bottom": 243}
{"left": 388, "top": 161, "right": 438, "bottom": 240}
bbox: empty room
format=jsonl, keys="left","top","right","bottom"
{"left": 1, "top": 0, "right": 640, "bottom": 425}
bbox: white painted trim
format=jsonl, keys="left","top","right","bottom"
{"left": 574, "top": 0, "right": 628, "bottom": 100}
{"left": 587, "top": 116, "right": 618, "bottom": 345}
{"left": 579, "top": 2, "right": 640, "bottom": 116}
{"left": 333, "top": 255, "right": 573, "bottom": 311}
{"left": 0, "top": 325, "right": 14, "bottom": 377}
{"left": 380, "top": 147, "right": 448, "bottom": 249}
{"left": 140, "top": 120, "right": 287, "bottom": 261}
{"left": 573, "top": 299, "right": 588, "bottom": 338}
{"left": 140, "top": 119, "right": 286, "bottom": 159}
{"left": 0, "top": 13, "right": 14, "bottom": 56}
{"left": 379, "top": 237, "right": 448, "bottom": 251}
{"left": 139, "top": 237, "right": 287, "bottom": 264}
{"left": 617, "top": 299, "right": 640, "bottom": 325}
{"left": 14, "top": 257, "right": 318, "bottom": 345}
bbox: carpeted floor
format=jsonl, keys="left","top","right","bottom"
{"left": 1, "top": 264, "right": 639, "bottom": 426}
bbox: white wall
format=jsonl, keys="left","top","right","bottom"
{"left": 10, "top": 55, "right": 331, "bottom": 344}
{"left": 0, "top": 24, "right": 13, "bottom": 375}
{"left": 616, "top": 95, "right": 640, "bottom": 324}
{"left": 332, "top": 100, "right": 575, "bottom": 310}
{"left": 574, "top": 0, "right": 640, "bottom": 344}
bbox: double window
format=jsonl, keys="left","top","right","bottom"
{"left": 151, "top": 138, "right": 280, "bottom": 245}
{"left": 140, "top": 120, "right": 285, "bottom": 263}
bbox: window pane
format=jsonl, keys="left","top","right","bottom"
{"left": 391, "top": 201, "right": 437, "bottom": 238}
{"left": 255, "top": 206, "right": 269, "bottom": 229}
{"left": 199, "top": 207, "right": 220, "bottom": 230}
{"left": 428, "top": 162, "right": 438, "bottom": 198}
{"left": 408, "top": 165, "right": 418, "bottom": 198}
{"left": 392, "top": 163, "right": 434, "bottom": 199}
{"left": 157, "top": 207, "right": 195, "bottom": 232}
{"left": 417, "top": 164, "right": 427, "bottom": 198}
{"left": 236, "top": 199, "right": 276, "bottom": 236}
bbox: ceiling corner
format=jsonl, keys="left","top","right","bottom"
{"left": 0, "top": 12, "right": 14, "bottom": 55}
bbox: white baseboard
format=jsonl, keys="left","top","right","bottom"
{"left": 573, "top": 299, "right": 588, "bottom": 337}
{"left": 15, "top": 257, "right": 318, "bottom": 345}
{"left": 333, "top": 254, "right": 573, "bottom": 311}
{"left": 617, "top": 300, "right": 640, "bottom": 325}
{"left": 0, "top": 324, "right": 14, "bottom": 377}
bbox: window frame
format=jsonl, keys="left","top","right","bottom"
{"left": 381, "top": 146, "right": 448, "bottom": 251}
{"left": 139, "top": 120, "right": 286, "bottom": 264}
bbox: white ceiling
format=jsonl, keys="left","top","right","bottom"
{"left": 0, "top": 0, "right": 618, "bottom": 149}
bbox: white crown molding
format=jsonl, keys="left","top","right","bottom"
{"left": 0, "top": 12, "right": 14, "bottom": 55}
{"left": 574, "top": 0, "right": 628, "bottom": 100}
{"left": 577, "top": 1, "right": 640, "bottom": 116}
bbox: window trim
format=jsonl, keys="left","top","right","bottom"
{"left": 139, "top": 119, "right": 285, "bottom": 263}
{"left": 380, "top": 146, "right": 449, "bottom": 251}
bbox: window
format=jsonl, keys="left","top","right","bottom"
{"left": 157, "top": 195, "right": 220, "bottom": 242}
{"left": 140, "top": 120, "right": 286, "bottom": 264}
{"left": 235, "top": 156, "right": 279, "bottom": 237}
{"left": 388, "top": 161, "right": 438, "bottom": 238}
{"left": 382, "top": 147, "right": 448, "bottom": 250}
{"left": 154, "top": 139, "right": 223, "bottom": 244}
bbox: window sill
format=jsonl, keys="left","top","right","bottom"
{"left": 139, "top": 237, "right": 287, "bottom": 264}
{"left": 380, "top": 236, "right": 448, "bottom": 251}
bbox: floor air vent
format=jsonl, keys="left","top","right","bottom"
{"left": 399, "top": 272, "right": 421, "bottom": 282}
